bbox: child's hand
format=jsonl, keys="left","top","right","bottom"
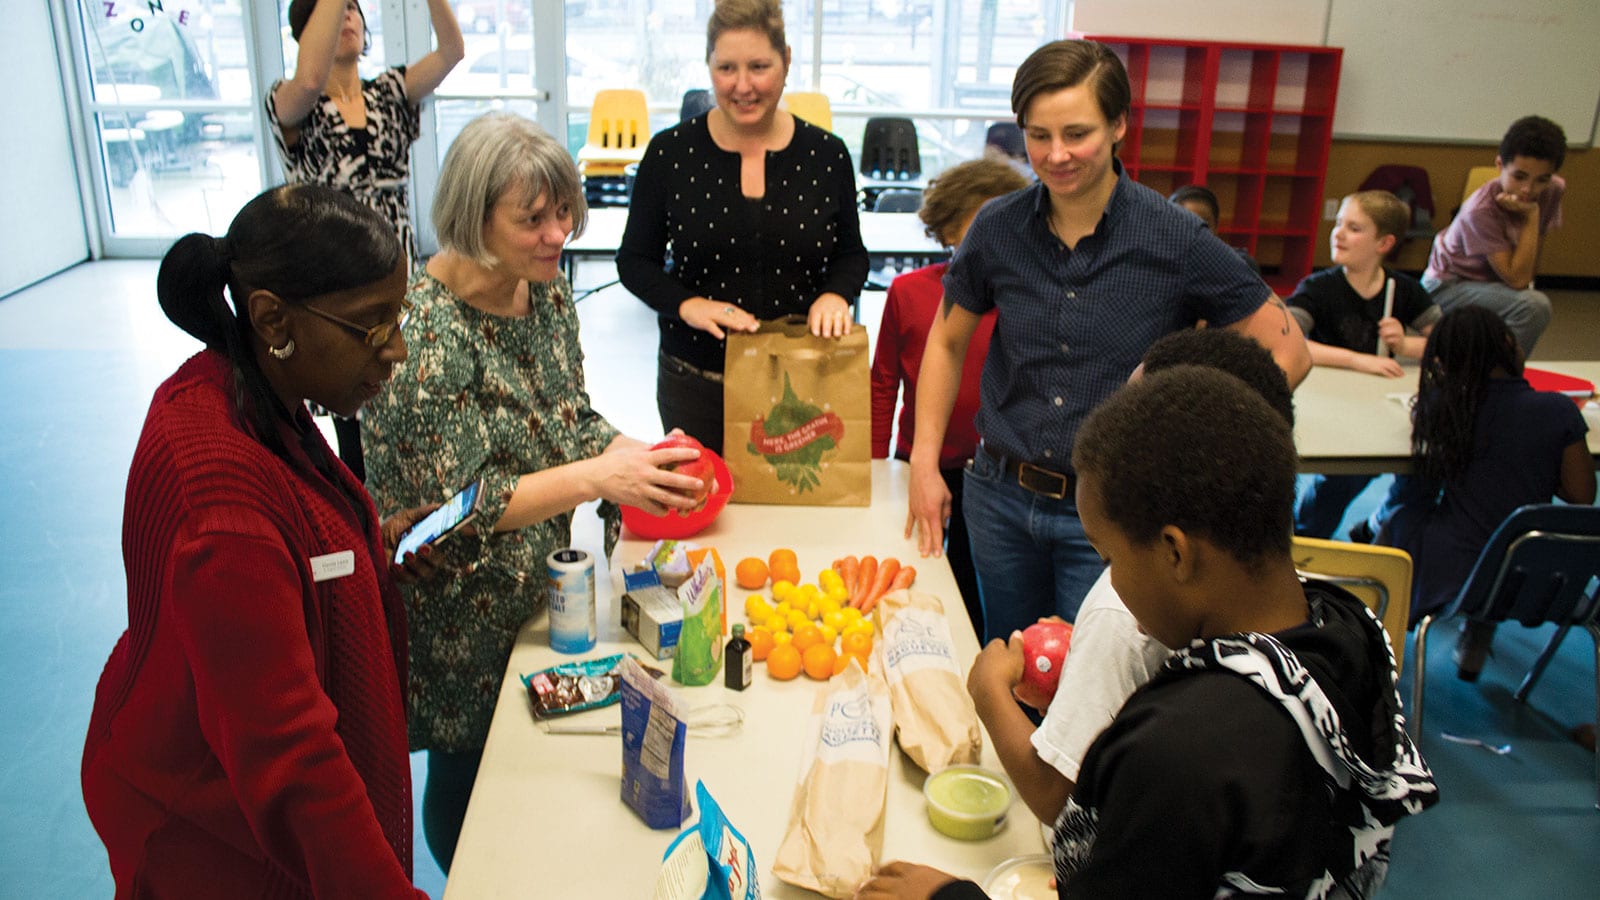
{"left": 1376, "top": 316, "right": 1406, "bottom": 354}
{"left": 1352, "top": 352, "right": 1404, "bottom": 378}
{"left": 1494, "top": 192, "right": 1540, "bottom": 220}
{"left": 968, "top": 632, "right": 1026, "bottom": 705}
{"left": 854, "top": 861, "right": 958, "bottom": 900}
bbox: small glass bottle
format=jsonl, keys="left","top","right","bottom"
{"left": 725, "top": 624, "right": 752, "bottom": 691}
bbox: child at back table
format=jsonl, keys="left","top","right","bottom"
{"left": 1378, "top": 306, "right": 1593, "bottom": 678}
{"left": 856, "top": 367, "right": 1437, "bottom": 900}
{"left": 1290, "top": 190, "right": 1439, "bottom": 540}
{"left": 1423, "top": 115, "right": 1566, "bottom": 355}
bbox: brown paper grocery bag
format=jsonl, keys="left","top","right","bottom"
{"left": 724, "top": 316, "right": 871, "bottom": 506}
{"left": 772, "top": 658, "right": 893, "bottom": 897}
{"left": 877, "top": 589, "right": 983, "bottom": 773}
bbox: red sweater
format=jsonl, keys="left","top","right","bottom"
{"left": 870, "top": 263, "right": 996, "bottom": 468}
{"left": 83, "top": 351, "right": 423, "bottom": 898}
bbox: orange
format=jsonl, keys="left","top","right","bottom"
{"left": 791, "top": 623, "right": 824, "bottom": 653}
{"left": 832, "top": 651, "right": 869, "bottom": 676}
{"left": 802, "top": 643, "right": 837, "bottom": 680}
{"left": 766, "top": 644, "right": 802, "bottom": 681}
{"left": 735, "top": 557, "right": 769, "bottom": 590}
{"left": 768, "top": 548, "right": 801, "bottom": 586}
{"left": 841, "top": 630, "right": 873, "bottom": 659}
{"left": 748, "top": 627, "right": 775, "bottom": 662}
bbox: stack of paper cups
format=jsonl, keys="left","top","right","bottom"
{"left": 547, "top": 548, "right": 597, "bottom": 654}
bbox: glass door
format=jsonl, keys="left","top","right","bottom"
{"left": 67, "top": 0, "right": 271, "bottom": 256}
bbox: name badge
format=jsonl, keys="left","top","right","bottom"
{"left": 310, "top": 550, "right": 356, "bottom": 583}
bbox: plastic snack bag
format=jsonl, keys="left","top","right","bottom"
{"left": 772, "top": 658, "right": 893, "bottom": 897}
{"left": 621, "top": 656, "right": 691, "bottom": 829}
{"left": 672, "top": 555, "right": 724, "bottom": 686}
{"left": 652, "top": 781, "right": 761, "bottom": 900}
{"left": 520, "top": 653, "right": 630, "bottom": 718}
{"left": 876, "top": 589, "right": 982, "bottom": 772}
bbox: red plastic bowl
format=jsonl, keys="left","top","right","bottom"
{"left": 621, "top": 447, "right": 734, "bottom": 540}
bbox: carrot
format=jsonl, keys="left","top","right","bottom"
{"left": 860, "top": 557, "right": 900, "bottom": 609}
{"left": 859, "top": 563, "right": 914, "bottom": 616}
{"left": 835, "top": 555, "right": 860, "bottom": 603}
{"left": 854, "top": 556, "right": 878, "bottom": 608}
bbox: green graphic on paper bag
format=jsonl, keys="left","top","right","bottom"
{"left": 747, "top": 371, "right": 844, "bottom": 493}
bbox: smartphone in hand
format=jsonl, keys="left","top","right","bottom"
{"left": 393, "top": 480, "right": 483, "bottom": 564}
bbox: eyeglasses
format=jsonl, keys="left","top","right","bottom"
{"left": 302, "top": 299, "right": 412, "bottom": 348}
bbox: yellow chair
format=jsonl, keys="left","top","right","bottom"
{"left": 785, "top": 91, "right": 833, "bottom": 132}
{"left": 1291, "top": 537, "right": 1412, "bottom": 676}
{"left": 1461, "top": 165, "right": 1498, "bottom": 206}
{"left": 576, "top": 89, "right": 650, "bottom": 178}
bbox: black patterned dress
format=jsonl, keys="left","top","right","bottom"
{"left": 265, "top": 67, "right": 422, "bottom": 259}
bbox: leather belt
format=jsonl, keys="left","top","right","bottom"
{"left": 980, "top": 442, "right": 1074, "bottom": 500}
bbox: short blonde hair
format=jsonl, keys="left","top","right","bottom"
{"left": 431, "top": 113, "right": 588, "bottom": 267}
{"left": 1342, "top": 190, "right": 1410, "bottom": 240}
{"left": 918, "top": 158, "right": 1029, "bottom": 246}
{"left": 706, "top": 0, "right": 785, "bottom": 61}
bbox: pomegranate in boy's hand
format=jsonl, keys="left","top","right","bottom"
{"left": 1015, "top": 621, "right": 1073, "bottom": 710}
{"left": 652, "top": 434, "right": 715, "bottom": 507}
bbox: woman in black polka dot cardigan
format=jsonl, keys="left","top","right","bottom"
{"left": 617, "top": 0, "right": 869, "bottom": 453}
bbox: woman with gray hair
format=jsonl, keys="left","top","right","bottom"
{"left": 361, "top": 112, "right": 704, "bottom": 871}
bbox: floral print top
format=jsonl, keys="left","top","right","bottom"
{"left": 362, "top": 270, "right": 621, "bottom": 751}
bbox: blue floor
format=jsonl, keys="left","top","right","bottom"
{"left": 1, "top": 261, "right": 1595, "bottom": 897}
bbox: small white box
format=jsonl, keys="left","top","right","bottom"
{"left": 620, "top": 585, "right": 682, "bottom": 660}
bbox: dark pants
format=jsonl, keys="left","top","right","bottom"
{"left": 657, "top": 352, "right": 724, "bottom": 455}
{"left": 1294, "top": 473, "right": 1374, "bottom": 539}
{"left": 941, "top": 464, "right": 983, "bottom": 635}
{"left": 422, "top": 746, "right": 483, "bottom": 874}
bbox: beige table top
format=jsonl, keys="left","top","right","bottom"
{"left": 444, "top": 459, "right": 1044, "bottom": 899}
{"left": 1293, "top": 360, "right": 1600, "bottom": 475}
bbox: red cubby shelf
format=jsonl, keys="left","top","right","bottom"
{"left": 1089, "top": 35, "right": 1342, "bottom": 293}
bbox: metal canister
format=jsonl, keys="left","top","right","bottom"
{"left": 546, "top": 548, "right": 596, "bottom": 654}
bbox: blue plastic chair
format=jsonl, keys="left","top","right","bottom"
{"left": 1409, "top": 504, "right": 1600, "bottom": 807}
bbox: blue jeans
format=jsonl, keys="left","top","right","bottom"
{"left": 1294, "top": 474, "right": 1375, "bottom": 539}
{"left": 962, "top": 448, "right": 1104, "bottom": 642}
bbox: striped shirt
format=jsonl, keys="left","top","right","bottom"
{"left": 944, "top": 162, "right": 1269, "bottom": 469}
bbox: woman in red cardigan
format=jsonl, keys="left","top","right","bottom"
{"left": 83, "top": 184, "right": 438, "bottom": 897}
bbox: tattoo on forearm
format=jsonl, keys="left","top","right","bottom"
{"left": 1268, "top": 295, "right": 1291, "bottom": 335}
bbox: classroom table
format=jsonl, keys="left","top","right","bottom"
{"left": 1292, "top": 360, "right": 1600, "bottom": 475}
{"left": 443, "top": 459, "right": 1044, "bottom": 898}
{"left": 562, "top": 207, "right": 946, "bottom": 295}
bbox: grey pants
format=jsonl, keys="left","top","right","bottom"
{"left": 1424, "top": 275, "right": 1552, "bottom": 355}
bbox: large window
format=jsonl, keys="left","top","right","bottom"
{"left": 73, "top": 0, "right": 264, "bottom": 247}
{"left": 64, "top": 0, "right": 1064, "bottom": 257}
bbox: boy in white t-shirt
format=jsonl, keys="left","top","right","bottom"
{"left": 964, "top": 328, "right": 1297, "bottom": 826}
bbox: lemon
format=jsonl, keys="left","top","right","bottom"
{"left": 772, "top": 580, "right": 797, "bottom": 602}
{"left": 745, "top": 595, "right": 773, "bottom": 620}
{"left": 818, "top": 569, "right": 844, "bottom": 593}
{"left": 818, "top": 623, "right": 839, "bottom": 646}
{"left": 822, "top": 610, "right": 846, "bottom": 633}
{"left": 772, "top": 631, "right": 793, "bottom": 647}
{"left": 773, "top": 601, "right": 792, "bottom": 619}
{"left": 764, "top": 614, "right": 788, "bottom": 634}
{"left": 840, "top": 607, "right": 863, "bottom": 626}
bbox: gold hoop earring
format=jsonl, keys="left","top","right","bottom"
{"left": 268, "top": 339, "right": 296, "bottom": 360}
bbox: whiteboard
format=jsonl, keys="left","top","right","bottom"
{"left": 1069, "top": 0, "right": 1328, "bottom": 45}
{"left": 1324, "top": 0, "right": 1599, "bottom": 143}
{"left": 1069, "top": 0, "right": 1600, "bottom": 145}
